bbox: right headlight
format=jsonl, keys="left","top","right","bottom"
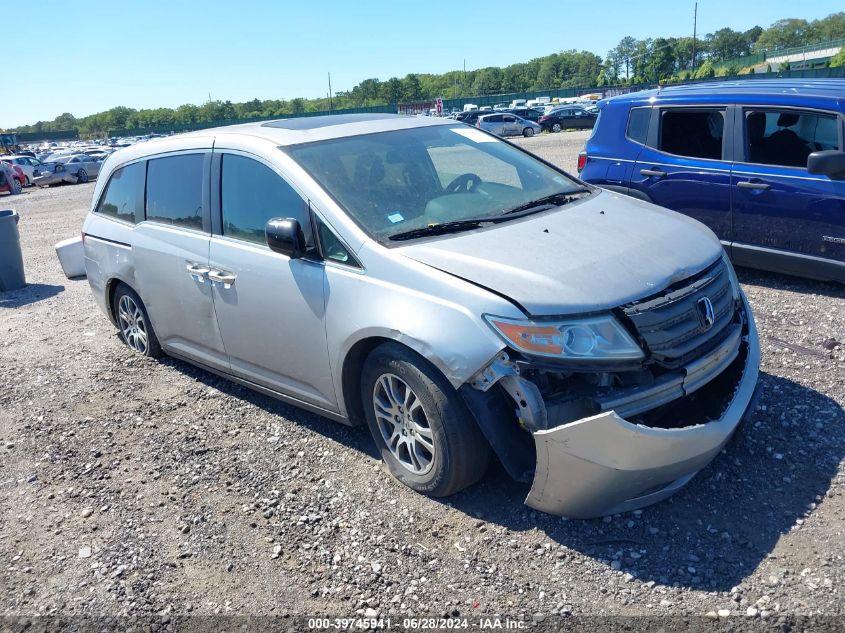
{"left": 484, "top": 314, "right": 644, "bottom": 361}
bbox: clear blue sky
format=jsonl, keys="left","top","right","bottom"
{"left": 4, "top": 0, "right": 842, "bottom": 128}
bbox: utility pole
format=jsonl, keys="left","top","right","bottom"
{"left": 328, "top": 72, "right": 333, "bottom": 111}
{"left": 692, "top": 2, "right": 698, "bottom": 72}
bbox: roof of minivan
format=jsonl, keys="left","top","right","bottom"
{"left": 602, "top": 79, "right": 845, "bottom": 109}
{"left": 183, "top": 113, "right": 454, "bottom": 146}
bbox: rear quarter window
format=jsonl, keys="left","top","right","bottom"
{"left": 94, "top": 161, "right": 146, "bottom": 224}
{"left": 589, "top": 108, "right": 603, "bottom": 139}
{"left": 626, "top": 107, "right": 651, "bottom": 144}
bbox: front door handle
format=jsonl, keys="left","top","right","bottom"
{"left": 737, "top": 180, "right": 771, "bottom": 190}
{"left": 208, "top": 270, "right": 237, "bottom": 288}
{"left": 640, "top": 168, "right": 667, "bottom": 178}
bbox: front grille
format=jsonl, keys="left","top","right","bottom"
{"left": 621, "top": 259, "right": 738, "bottom": 369}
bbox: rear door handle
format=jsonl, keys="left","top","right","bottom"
{"left": 737, "top": 180, "right": 771, "bottom": 190}
{"left": 640, "top": 168, "right": 666, "bottom": 178}
{"left": 186, "top": 263, "right": 210, "bottom": 281}
{"left": 208, "top": 270, "right": 237, "bottom": 288}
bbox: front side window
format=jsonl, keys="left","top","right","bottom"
{"left": 221, "top": 154, "right": 309, "bottom": 245}
{"left": 745, "top": 109, "right": 839, "bottom": 168}
{"left": 146, "top": 154, "right": 204, "bottom": 231}
{"left": 287, "top": 125, "right": 587, "bottom": 242}
{"left": 659, "top": 109, "right": 725, "bottom": 160}
{"left": 95, "top": 161, "right": 145, "bottom": 224}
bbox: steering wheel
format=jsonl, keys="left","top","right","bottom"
{"left": 445, "top": 172, "right": 482, "bottom": 194}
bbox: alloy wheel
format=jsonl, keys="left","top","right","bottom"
{"left": 372, "top": 373, "right": 435, "bottom": 475}
{"left": 117, "top": 294, "right": 149, "bottom": 354}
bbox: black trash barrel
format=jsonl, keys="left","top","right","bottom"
{"left": 0, "top": 209, "right": 26, "bottom": 291}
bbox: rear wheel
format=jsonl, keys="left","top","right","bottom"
{"left": 11, "top": 179, "right": 21, "bottom": 195}
{"left": 361, "top": 342, "right": 491, "bottom": 497}
{"left": 77, "top": 169, "right": 89, "bottom": 184}
{"left": 523, "top": 127, "right": 535, "bottom": 137}
{"left": 112, "top": 284, "right": 162, "bottom": 358}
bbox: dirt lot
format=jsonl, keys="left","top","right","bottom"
{"left": 1, "top": 131, "right": 843, "bottom": 630}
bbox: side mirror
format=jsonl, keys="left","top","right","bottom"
{"left": 807, "top": 150, "right": 845, "bottom": 180}
{"left": 265, "top": 217, "right": 306, "bottom": 258}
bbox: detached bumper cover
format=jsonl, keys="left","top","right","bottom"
{"left": 33, "top": 172, "right": 74, "bottom": 186}
{"left": 525, "top": 297, "right": 760, "bottom": 519}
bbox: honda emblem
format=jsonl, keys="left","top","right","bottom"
{"left": 697, "top": 296, "right": 715, "bottom": 330}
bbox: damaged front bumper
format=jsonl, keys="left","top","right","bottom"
{"left": 469, "top": 296, "right": 760, "bottom": 519}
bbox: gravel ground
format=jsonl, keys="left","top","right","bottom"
{"left": 1, "top": 132, "right": 843, "bottom": 631}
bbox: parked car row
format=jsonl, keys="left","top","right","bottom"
{"left": 579, "top": 79, "right": 845, "bottom": 284}
{"left": 449, "top": 103, "right": 598, "bottom": 138}
{"left": 1, "top": 152, "right": 105, "bottom": 189}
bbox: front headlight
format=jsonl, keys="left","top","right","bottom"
{"left": 484, "top": 314, "right": 644, "bottom": 361}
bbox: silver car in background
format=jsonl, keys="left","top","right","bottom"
{"left": 81, "top": 114, "right": 760, "bottom": 519}
{"left": 476, "top": 112, "right": 542, "bottom": 137}
{"left": 34, "top": 153, "right": 102, "bottom": 187}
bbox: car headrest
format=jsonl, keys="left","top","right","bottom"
{"left": 747, "top": 112, "right": 766, "bottom": 140}
{"left": 777, "top": 113, "right": 799, "bottom": 128}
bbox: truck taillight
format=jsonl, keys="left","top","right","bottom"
{"left": 577, "top": 151, "right": 587, "bottom": 172}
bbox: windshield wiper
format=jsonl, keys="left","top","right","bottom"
{"left": 388, "top": 218, "right": 496, "bottom": 241}
{"left": 501, "top": 189, "right": 592, "bottom": 216}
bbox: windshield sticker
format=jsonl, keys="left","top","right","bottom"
{"left": 387, "top": 212, "right": 405, "bottom": 224}
{"left": 450, "top": 128, "right": 498, "bottom": 143}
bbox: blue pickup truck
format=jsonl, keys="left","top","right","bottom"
{"left": 578, "top": 80, "right": 845, "bottom": 283}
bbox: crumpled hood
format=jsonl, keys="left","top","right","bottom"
{"left": 397, "top": 190, "right": 723, "bottom": 316}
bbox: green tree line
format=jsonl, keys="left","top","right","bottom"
{"left": 9, "top": 11, "right": 845, "bottom": 138}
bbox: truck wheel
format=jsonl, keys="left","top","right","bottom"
{"left": 361, "top": 342, "right": 491, "bottom": 497}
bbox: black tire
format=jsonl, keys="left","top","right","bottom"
{"left": 112, "top": 284, "right": 162, "bottom": 358}
{"left": 11, "top": 179, "right": 21, "bottom": 195}
{"left": 77, "top": 169, "right": 89, "bottom": 184}
{"left": 523, "top": 127, "right": 534, "bottom": 137}
{"left": 24, "top": 176, "right": 31, "bottom": 187}
{"left": 361, "top": 342, "right": 491, "bottom": 497}
{"left": 551, "top": 122, "right": 562, "bottom": 133}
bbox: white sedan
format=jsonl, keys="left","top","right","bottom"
{"left": 1, "top": 155, "right": 44, "bottom": 187}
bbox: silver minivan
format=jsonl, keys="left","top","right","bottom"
{"left": 82, "top": 114, "right": 760, "bottom": 518}
{"left": 477, "top": 112, "right": 541, "bottom": 137}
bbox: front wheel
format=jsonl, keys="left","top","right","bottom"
{"left": 523, "top": 127, "right": 535, "bottom": 137}
{"left": 361, "top": 342, "right": 491, "bottom": 497}
{"left": 10, "top": 179, "right": 21, "bottom": 195}
{"left": 77, "top": 169, "right": 89, "bottom": 184}
{"left": 551, "top": 122, "right": 562, "bottom": 133}
{"left": 112, "top": 284, "right": 162, "bottom": 357}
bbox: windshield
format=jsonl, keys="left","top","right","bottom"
{"left": 286, "top": 125, "right": 587, "bottom": 242}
